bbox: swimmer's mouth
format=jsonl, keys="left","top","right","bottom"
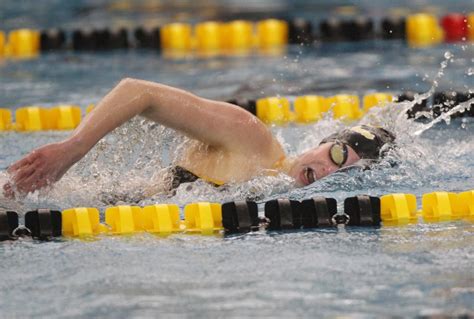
{"left": 303, "top": 167, "right": 316, "bottom": 185}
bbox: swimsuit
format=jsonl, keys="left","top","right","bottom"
{"left": 170, "top": 166, "right": 222, "bottom": 190}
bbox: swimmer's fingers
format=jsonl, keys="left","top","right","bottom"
{"left": 4, "top": 157, "right": 37, "bottom": 197}
{"left": 16, "top": 170, "right": 49, "bottom": 194}
{"left": 10, "top": 156, "right": 43, "bottom": 188}
{"left": 2, "top": 182, "right": 15, "bottom": 199}
{"left": 25, "top": 180, "right": 49, "bottom": 194}
{"left": 7, "top": 142, "right": 72, "bottom": 194}
{"left": 8, "top": 150, "right": 48, "bottom": 192}
{"left": 11, "top": 163, "right": 37, "bottom": 184}
{"left": 7, "top": 152, "right": 38, "bottom": 173}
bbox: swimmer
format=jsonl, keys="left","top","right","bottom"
{"left": 4, "top": 78, "right": 394, "bottom": 196}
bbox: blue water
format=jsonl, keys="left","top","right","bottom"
{"left": 1, "top": 1, "right": 474, "bottom": 318}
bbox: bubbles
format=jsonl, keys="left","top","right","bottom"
{"left": 444, "top": 51, "right": 454, "bottom": 60}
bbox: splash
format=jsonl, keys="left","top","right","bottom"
{"left": 274, "top": 50, "right": 473, "bottom": 201}
{"left": 1, "top": 51, "right": 473, "bottom": 212}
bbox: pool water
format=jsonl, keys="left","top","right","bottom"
{"left": 1, "top": 0, "right": 474, "bottom": 318}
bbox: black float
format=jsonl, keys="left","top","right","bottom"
{"left": 0, "top": 209, "right": 19, "bottom": 240}
{"left": 340, "top": 17, "right": 374, "bottom": 41}
{"left": 300, "top": 197, "right": 337, "bottom": 228}
{"left": 72, "top": 29, "right": 96, "bottom": 51}
{"left": 40, "top": 29, "right": 66, "bottom": 51}
{"left": 222, "top": 201, "right": 259, "bottom": 233}
{"left": 264, "top": 199, "right": 301, "bottom": 230}
{"left": 344, "top": 195, "right": 381, "bottom": 226}
{"left": 321, "top": 17, "right": 374, "bottom": 42}
{"left": 288, "top": 18, "right": 313, "bottom": 44}
{"left": 24, "top": 209, "right": 62, "bottom": 239}
{"left": 381, "top": 16, "right": 406, "bottom": 39}
{"left": 72, "top": 28, "right": 129, "bottom": 51}
{"left": 320, "top": 18, "right": 342, "bottom": 41}
{"left": 92, "top": 29, "right": 112, "bottom": 50}
{"left": 134, "top": 27, "right": 161, "bottom": 49}
{"left": 107, "top": 28, "right": 129, "bottom": 49}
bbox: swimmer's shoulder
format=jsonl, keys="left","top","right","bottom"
{"left": 177, "top": 135, "right": 285, "bottom": 183}
{"left": 241, "top": 118, "right": 286, "bottom": 162}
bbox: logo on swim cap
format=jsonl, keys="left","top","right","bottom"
{"left": 350, "top": 126, "right": 375, "bottom": 140}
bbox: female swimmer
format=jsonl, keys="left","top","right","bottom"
{"left": 5, "top": 78, "right": 394, "bottom": 196}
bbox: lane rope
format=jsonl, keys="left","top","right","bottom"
{"left": 0, "top": 12, "right": 473, "bottom": 59}
{"left": 1, "top": 91, "right": 472, "bottom": 132}
{"left": 0, "top": 190, "right": 473, "bottom": 240}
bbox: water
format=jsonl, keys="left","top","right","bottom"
{"left": 0, "top": 225, "right": 473, "bottom": 318}
{"left": 1, "top": 0, "right": 474, "bottom": 317}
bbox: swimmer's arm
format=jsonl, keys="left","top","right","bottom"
{"left": 5, "top": 78, "right": 279, "bottom": 195}
{"left": 68, "top": 78, "right": 277, "bottom": 157}
{"left": 4, "top": 79, "right": 281, "bottom": 196}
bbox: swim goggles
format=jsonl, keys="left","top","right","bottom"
{"left": 329, "top": 141, "right": 348, "bottom": 167}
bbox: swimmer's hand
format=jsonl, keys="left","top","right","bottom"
{"left": 4, "top": 141, "right": 80, "bottom": 196}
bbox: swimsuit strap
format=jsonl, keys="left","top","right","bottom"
{"left": 271, "top": 155, "right": 287, "bottom": 170}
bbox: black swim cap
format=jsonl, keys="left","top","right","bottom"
{"left": 319, "top": 125, "right": 395, "bottom": 160}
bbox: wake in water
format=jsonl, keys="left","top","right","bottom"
{"left": 0, "top": 51, "right": 472, "bottom": 212}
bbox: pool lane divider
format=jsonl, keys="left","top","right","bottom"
{"left": 1, "top": 91, "right": 472, "bottom": 132}
{"left": 0, "top": 190, "right": 472, "bottom": 241}
{"left": 0, "top": 12, "right": 473, "bottom": 59}
{"left": 231, "top": 90, "right": 474, "bottom": 124}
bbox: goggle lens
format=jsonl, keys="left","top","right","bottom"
{"left": 329, "top": 142, "right": 348, "bottom": 167}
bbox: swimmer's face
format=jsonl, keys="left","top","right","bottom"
{"left": 289, "top": 143, "right": 361, "bottom": 187}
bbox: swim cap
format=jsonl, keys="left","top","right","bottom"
{"left": 319, "top": 125, "right": 395, "bottom": 160}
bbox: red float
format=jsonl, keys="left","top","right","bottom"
{"left": 441, "top": 13, "right": 468, "bottom": 42}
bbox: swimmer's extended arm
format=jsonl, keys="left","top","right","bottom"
{"left": 69, "top": 78, "right": 274, "bottom": 155}
{"left": 6, "top": 78, "right": 278, "bottom": 194}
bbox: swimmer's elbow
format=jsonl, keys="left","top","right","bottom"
{"left": 116, "top": 77, "right": 153, "bottom": 105}
{"left": 117, "top": 77, "right": 147, "bottom": 92}
{"left": 118, "top": 77, "right": 139, "bottom": 86}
